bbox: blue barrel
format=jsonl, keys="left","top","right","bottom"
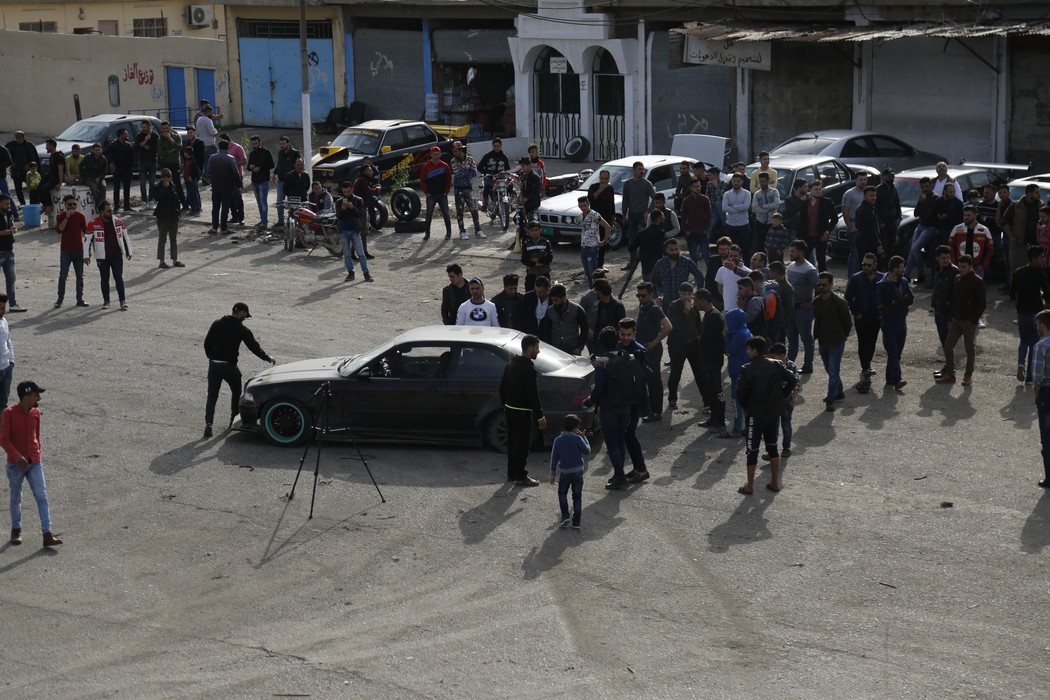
{"left": 425, "top": 93, "right": 440, "bottom": 122}
{"left": 22, "top": 204, "right": 41, "bottom": 228}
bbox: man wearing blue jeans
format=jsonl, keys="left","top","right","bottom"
{"left": 621, "top": 161, "right": 657, "bottom": 270}
{"left": 905, "top": 177, "right": 939, "bottom": 283}
{"left": 577, "top": 196, "right": 609, "bottom": 288}
{"left": 786, "top": 240, "right": 819, "bottom": 373}
{"left": 722, "top": 173, "right": 753, "bottom": 260}
{"left": 1011, "top": 245, "right": 1050, "bottom": 383}
{"left": 272, "top": 137, "right": 300, "bottom": 228}
{"left": 0, "top": 195, "right": 25, "bottom": 313}
{"left": 134, "top": 119, "right": 159, "bottom": 205}
{"left": 4, "top": 381, "right": 62, "bottom": 548}
{"left": 247, "top": 136, "right": 275, "bottom": 228}
{"left": 878, "top": 256, "right": 914, "bottom": 390}
{"left": 337, "top": 182, "right": 372, "bottom": 282}
{"left": 812, "top": 271, "right": 852, "bottom": 412}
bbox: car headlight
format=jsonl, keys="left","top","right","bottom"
{"left": 241, "top": 390, "right": 254, "bottom": 403}
{"left": 572, "top": 216, "right": 581, "bottom": 225}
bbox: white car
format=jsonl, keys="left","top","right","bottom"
{"left": 534, "top": 155, "right": 696, "bottom": 248}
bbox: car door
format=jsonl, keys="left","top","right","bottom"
{"left": 342, "top": 343, "right": 449, "bottom": 440}
{"left": 838, "top": 136, "right": 875, "bottom": 165}
{"left": 376, "top": 127, "right": 408, "bottom": 180}
{"left": 818, "top": 159, "right": 852, "bottom": 206}
{"left": 444, "top": 343, "right": 512, "bottom": 441}
{"left": 868, "top": 135, "right": 913, "bottom": 170}
{"left": 403, "top": 125, "right": 438, "bottom": 179}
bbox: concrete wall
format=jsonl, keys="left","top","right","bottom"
{"left": 0, "top": 1, "right": 227, "bottom": 39}
{"left": 0, "top": 29, "right": 229, "bottom": 135}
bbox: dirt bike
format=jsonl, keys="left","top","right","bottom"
{"left": 280, "top": 198, "right": 343, "bottom": 257}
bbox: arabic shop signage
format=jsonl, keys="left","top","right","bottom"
{"left": 683, "top": 37, "right": 771, "bottom": 72}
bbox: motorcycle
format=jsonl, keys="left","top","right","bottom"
{"left": 485, "top": 171, "right": 519, "bottom": 232}
{"left": 279, "top": 198, "right": 343, "bottom": 257}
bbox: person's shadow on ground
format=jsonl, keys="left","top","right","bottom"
{"left": 521, "top": 488, "right": 626, "bottom": 580}
{"left": 706, "top": 492, "right": 774, "bottom": 552}
{"left": 1020, "top": 490, "right": 1050, "bottom": 554}
{"left": 459, "top": 483, "right": 526, "bottom": 546}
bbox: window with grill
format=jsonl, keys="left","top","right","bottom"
{"left": 133, "top": 17, "right": 168, "bottom": 38}
{"left": 19, "top": 21, "right": 57, "bottom": 33}
{"left": 238, "top": 20, "right": 333, "bottom": 39}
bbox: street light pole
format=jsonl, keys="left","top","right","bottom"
{"left": 300, "top": 0, "right": 312, "bottom": 177}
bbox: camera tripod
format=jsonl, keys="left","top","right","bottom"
{"left": 286, "top": 381, "right": 385, "bottom": 518}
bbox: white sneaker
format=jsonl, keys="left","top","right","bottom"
{"left": 458, "top": 230, "right": 469, "bottom": 240}
{"left": 977, "top": 316, "right": 986, "bottom": 329}
{"left": 475, "top": 230, "right": 486, "bottom": 239}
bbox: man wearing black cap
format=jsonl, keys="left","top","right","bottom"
{"left": 4, "top": 380, "right": 62, "bottom": 547}
{"left": 203, "top": 303, "right": 276, "bottom": 438}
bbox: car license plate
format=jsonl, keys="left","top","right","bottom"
{"left": 541, "top": 226, "right": 554, "bottom": 236}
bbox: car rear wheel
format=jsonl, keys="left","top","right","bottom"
{"left": 485, "top": 412, "right": 509, "bottom": 453}
{"left": 390, "top": 187, "right": 421, "bottom": 222}
{"left": 262, "top": 399, "right": 312, "bottom": 447}
{"left": 607, "top": 217, "right": 625, "bottom": 249}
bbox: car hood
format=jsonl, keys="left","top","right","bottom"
{"left": 537, "top": 189, "right": 620, "bottom": 216}
{"left": 246, "top": 356, "right": 352, "bottom": 386}
{"left": 311, "top": 148, "right": 366, "bottom": 170}
{"left": 37, "top": 141, "right": 94, "bottom": 162}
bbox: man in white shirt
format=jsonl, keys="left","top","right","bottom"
{"left": 722, "top": 173, "right": 753, "bottom": 259}
{"left": 195, "top": 106, "right": 219, "bottom": 181}
{"left": 715, "top": 244, "right": 752, "bottom": 311}
{"left": 932, "top": 161, "right": 963, "bottom": 201}
{"left": 0, "top": 292, "right": 13, "bottom": 406}
{"left": 456, "top": 277, "right": 499, "bottom": 327}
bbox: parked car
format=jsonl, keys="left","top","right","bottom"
{"left": 534, "top": 155, "right": 697, "bottom": 248}
{"left": 238, "top": 326, "right": 594, "bottom": 452}
{"left": 1006, "top": 172, "right": 1050, "bottom": 203}
{"left": 310, "top": 119, "right": 458, "bottom": 192}
{"left": 769, "top": 130, "right": 947, "bottom": 172}
{"left": 745, "top": 154, "right": 860, "bottom": 207}
{"left": 36, "top": 114, "right": 166, "bottom": 176}
{"left": 828, "top": 165, "right": 1006, "bottom": 259}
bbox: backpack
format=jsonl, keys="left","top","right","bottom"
{"left": 762, "top": 282, "right": 783, "bottom": 326}
{"left": 603, "top": 349, "right": 648, "bottom": 406}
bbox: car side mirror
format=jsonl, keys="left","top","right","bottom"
{"left": 381, "top": 146, "right": 392, "bottom": 154}
{"left": 356, "top": 366, "right": 372, "bottom": 380}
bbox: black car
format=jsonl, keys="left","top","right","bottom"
{"left": 310, "top": 119, "right": 456, "bottom": 191}
{"left": 238, "top": 326, "right": 594, "bottom": 451}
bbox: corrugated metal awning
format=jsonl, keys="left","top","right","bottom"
{"left": 672, "top": 20, "right": 1050, "bottom": 43}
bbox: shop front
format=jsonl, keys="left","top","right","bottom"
{"left": 431, "top": 28, "right": 516, "bottom": 142}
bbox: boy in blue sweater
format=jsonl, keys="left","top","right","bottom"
{"left": 549, "top": 414, "right": 591, "bottom": 529}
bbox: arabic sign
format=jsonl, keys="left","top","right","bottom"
{"left": 550, "top": 57, "right": 568, "bottom": 74}
{"left": 683, "top": 37, "right": 771, "bottom": 72}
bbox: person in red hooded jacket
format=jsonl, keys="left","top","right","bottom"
{"left": 420, "top": 146, "right": 452, "bottom": 241}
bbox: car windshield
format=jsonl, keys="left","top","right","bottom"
{"left": 578, "top": 166, "right": 636, "bottom": 194}
{"left": 330, "top": 129, "right": 381, "bottom": 155}
{"left": 771, "top": 137, "right": 837, "bottom": 156}
{"left": 56, "top": 121, "right": 111, "bottom": 142}
{"left": 338, "top": 338, "right": 397, "bottom": 376}
{"left": 894, "top": 178, "right": 923, "bottom": 208}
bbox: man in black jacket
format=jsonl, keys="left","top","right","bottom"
{"left": 491, "top": 273, "right": 522, "bottom": 329}
{"left": 5, "top": 132, "right": 37, "bottom": 207}
{"left": 499, "top": 334, "right": 547, "bottom": 486}
{"left": 521, "top": 222, "right": 553, "bottom": 292}
{"left": 440, "top": 263, "right": 470, "bottom": 325}
{"left": 695, "top": 289, "right": 727, "bottom": 431}
{"left": 854, "top": 186, "right": 883, "bottom": 267}
{"left": 203, "top": 302, "right": 276, "bottom": 437}
{"left": 875, "top": 169, "right": 902, "bottom": 266}
{"left": 104, "top": 129, "right": 135, "bottom": 213}
{"left": 273, "top": 136, "right": 301, "bottom": 228}
{"left": 515, "top": 276, "right": 552, "bottom": 334}
{"left": 799, "top": 181, "right": 838, "bottom": 272}
{"left": 737, "top": 336, "right": 797, "bottom": 494}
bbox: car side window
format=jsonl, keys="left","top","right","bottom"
{"left": 840, "top": 137, "right": 873, "bottom": 158}
{"left": 648, "top": 165, "right": 673, "bottom": 192}
{"left": 819, "top": 161, "right": 847, "bottom": 187}
{"left": 963, "top": 172, "right": 991, "bottom": 192}
{"left": 404, "top": 126, "right": 434, "bottom": 148}
{"left": 373, "top": 345, "right": 453, "bottom": 379}
{"left": 447, "top": 346, "right": 507, "bottom": 378}
{"left": 870, "top": 136, "right": 910, "bottom": 158}
{"left": 383, "top": 128, "right": 407, "bottom": 152}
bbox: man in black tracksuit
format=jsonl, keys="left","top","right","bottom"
{"left": 203, "top": 302, "right": 276, "bottom": 438}
{"left": 499, "top": 334, "right": 547, "bottom": 487}
{"left": 737, "top": 336, "right": 797, "bottom": 495}
{"left": 695, "top": 289, "right": 727, "bottom": 431}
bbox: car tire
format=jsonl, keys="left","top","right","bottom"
{"left": 563, "top": 136, "right": 590, "bottom": 163}
{"left": 369, "top": 201, "right": 389, "bottom": 230}
{"left": 607, "top": 217, "right": 625, "bottom": 249}
{"left": 393, "top": 219, "right": 427, "bottom": 233}
{"left": 485, "top": 412, "right": 509, "bottom": 453}
{"left": 262, "top": 399, "right": 312, "bottom": 447}
{"left": 390, "top": 187, "right": 421, "bottom": 222}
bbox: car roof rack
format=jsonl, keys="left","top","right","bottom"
{"left": 958, "top": 159, "right": 1030, "bottom": 172}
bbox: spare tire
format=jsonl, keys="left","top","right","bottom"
{"left": 390, "top": 187, "right": 422, "bottom": 222}
{"left": 564, "top": 136, "right": 590, "bottom": 163}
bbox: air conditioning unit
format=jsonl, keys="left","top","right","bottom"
{"left": 187, "top": 4, "right": 213, "bottom": 28}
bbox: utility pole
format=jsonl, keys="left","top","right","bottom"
{"left": 300, "top": 0, "right": 312, "bottom": 177}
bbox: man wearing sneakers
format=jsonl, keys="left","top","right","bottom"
{"left": 935, "top": 254, "right": 986, "bottom": 386}
{"left": 203, "top": 302, "right": 276, "bottom": 438}
{"left": 421, "top": 147, "right": 453, "bottom": 241}
{"left": 85, "top": 200, "right": 132, "bottom": 310}
{"left": 337, "top": 181, "right": 372, "bottom": 283}
{"left": 499, "top": 334, "right": 547, "bottom": 487}
{"left": 4, "top": 381, "right": 63, "bottom": 548}
{"left": 450, "top": 141, "right": 484, "bottom": 240}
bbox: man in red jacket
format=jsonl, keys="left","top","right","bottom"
{"left": 4, "top": 381, "right": 62, "bottom": 547}
{"left": 420, "top": 146, "right": 452, "bottom": 241}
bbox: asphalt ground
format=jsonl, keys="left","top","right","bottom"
{"left": 0, "top": 136, "right": 1048, "bottom": 698}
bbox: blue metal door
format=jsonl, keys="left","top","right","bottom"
{"left": 166, "top": 66, "right": 187, "bottom": 127}
{"left": 238, "top": 37, "right": 335, "bottom": 128}
{"left": 195, "top": 68, "right": 216, "bottom": 108}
